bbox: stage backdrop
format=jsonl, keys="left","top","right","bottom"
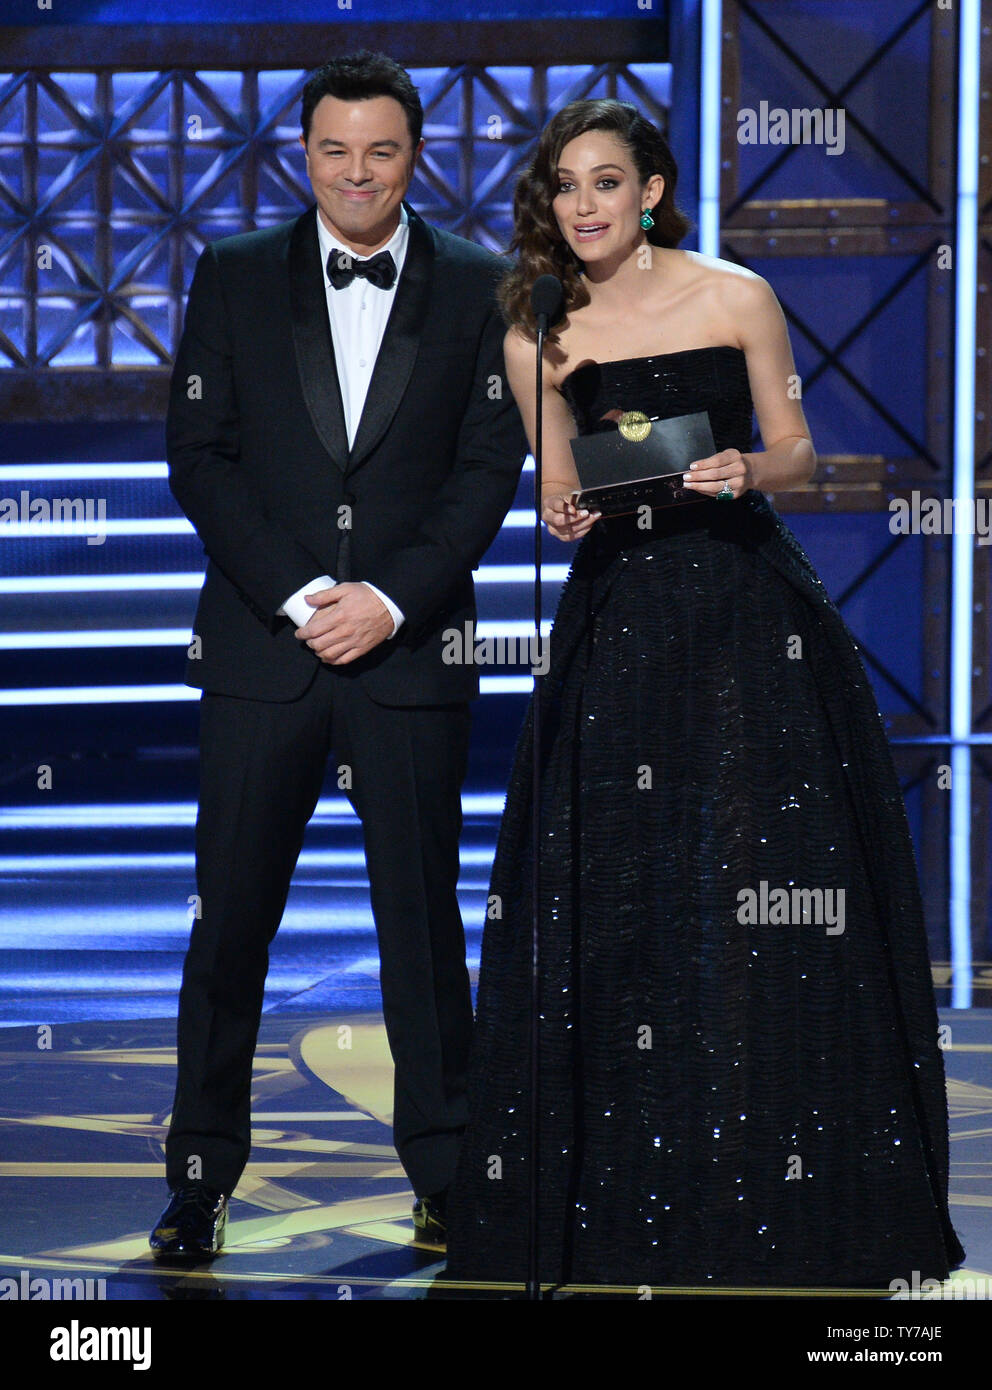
{"left": 1, "top": 0, "right": 989, "bottom": 985}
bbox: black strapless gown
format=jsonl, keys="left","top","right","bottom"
{"left": 444, "top": 346, "right": 964, "bottom": 1290}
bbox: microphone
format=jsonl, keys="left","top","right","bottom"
{"left": 530, "top": 274, "right": 565, "bottom": 335}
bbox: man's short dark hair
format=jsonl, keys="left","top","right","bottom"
{"left": 301, "top": 51, "right": 424, "bottom": 148}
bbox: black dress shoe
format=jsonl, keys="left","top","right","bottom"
{"left": 412, "top": 1187, "right": 448, "bottom": 1247}
{"left": 149, "top": 1184, "right": 228, "bottom": 1259}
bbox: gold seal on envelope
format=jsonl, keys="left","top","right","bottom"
{"left": 617, "top": 409, "right": 651, "bottom": 442}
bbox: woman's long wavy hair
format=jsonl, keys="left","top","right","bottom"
{"left": 499, "top": 100, "right": 693, "bottom": 343}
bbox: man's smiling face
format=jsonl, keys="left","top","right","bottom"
{"left": 300, "top": 94, "right": 424, "bottom": 254}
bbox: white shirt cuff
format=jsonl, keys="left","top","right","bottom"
{"left": 278, "top": 575, "right": 336, "bottom": 628}
{"left": 278, "top": 576, "right": 404, "bottom": 638}
{"left": 362, "top": 582, "right": 404, "bottom": 638}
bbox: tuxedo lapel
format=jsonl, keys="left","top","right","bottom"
{"left": 347, "top": 201, "right": 435, "bottom": 476}
{"left": 289, "top": 204, "right": 349, "bottom": 472}
{"left": 288, "top": 201, "right": 436, "bottom": 478}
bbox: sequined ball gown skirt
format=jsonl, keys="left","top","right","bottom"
{"left": 444, "top": 346, "right": 964, "bottom": 1290}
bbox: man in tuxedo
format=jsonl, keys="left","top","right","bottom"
{"left": 150, "top": 51, "right": 527, "bottom": 1257}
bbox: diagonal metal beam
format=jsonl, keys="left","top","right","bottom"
{"left": 729, "top": 0, "right": 939, "bottom": 216}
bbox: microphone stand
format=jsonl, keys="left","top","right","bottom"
{"left": 527, "top": 311, "right": 545, "bottom": 1303}
{"left": 522, "top": 276, "right": 561, "bottom": 1295}
{"left": 525, "top": 274, "right": 562, "bottom": 1302}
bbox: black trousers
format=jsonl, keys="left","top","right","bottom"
{"left": 165, "top": 661, "right": 474, "bottom": 1198}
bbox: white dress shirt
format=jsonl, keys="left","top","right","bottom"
{"left": 277, "top": 204, "right": 410, "bottom": 636}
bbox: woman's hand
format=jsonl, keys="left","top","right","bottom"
{"left": 542, "top": 493, "right": 602, "bottom": 541}
{"left": 681, "top": 447, "right": 754, "bottom": 499}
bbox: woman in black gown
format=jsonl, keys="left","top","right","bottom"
{"left": 443, "top": 99, "right": 964, "bottom": 1291}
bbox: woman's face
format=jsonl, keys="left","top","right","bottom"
{"left": 551, "top": 129, "right": 662, "bottom": 265}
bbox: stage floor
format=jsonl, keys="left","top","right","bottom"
{"left": 1, "top": 1003, "right": 990, "bottom": 1301}
{"left": 1, "top": 799, "right": 989, "bottom": 1300}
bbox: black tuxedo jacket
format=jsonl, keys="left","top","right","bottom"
{"left": 166, "top": 200, "right": 528, "bottom": 704}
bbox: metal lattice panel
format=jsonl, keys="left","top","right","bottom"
{"left": 722, "top": 0, "right": 956, "bottom": 507}
{"left": 720, "top": 0, "right": 992, "bottom": 965}
{"left": 0, "top": 61, "right": 672, "bottom": 409}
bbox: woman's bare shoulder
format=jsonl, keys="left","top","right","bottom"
{"left": 690, "top": 253, "right": 774, "bottom": 313}
{"left": 680, "top": 248, "right": 765, "bottom": 285}
{"left": 505, "top": 321, "right": 577, "bottom": 391}
{"left": 677, "top": 252, "right": 776, "bottom": 346}
{"left": 504, "top": 323, "right": 546, "bottom": 370}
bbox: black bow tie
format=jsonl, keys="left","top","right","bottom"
{"left": 326, "top": 247, "right": 397, "bottom": 291}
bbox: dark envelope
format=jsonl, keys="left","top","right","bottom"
{"left": 569, "top": 409, "right": 716, "bottom": 517}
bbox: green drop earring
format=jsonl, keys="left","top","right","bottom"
{"left": 640, "top": 207, "right": 655, "bottom": 230}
